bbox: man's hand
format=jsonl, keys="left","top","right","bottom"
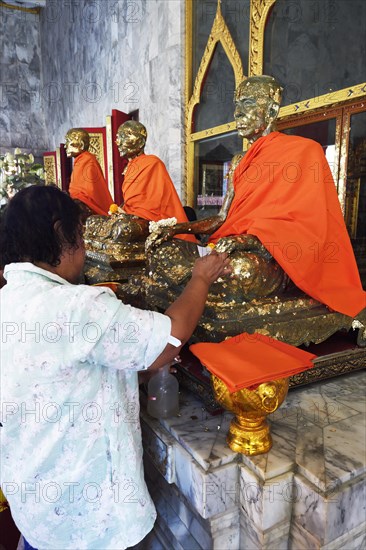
{"left": 191, "top": 251, "right": 232, "bottom": 285}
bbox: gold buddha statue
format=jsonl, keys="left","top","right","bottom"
{"left": 83, "top": 120, "right": 194, "bottom": 283}
{"left": 85, "top": 119, "right": 193, "bottom": 247}
{"left": 82, "top": 122, "right": 148, "bottom": 254}
{"left": 146, "top": 75, "right": 366, "bottom": 346}
{"left": 65, "top": 127, "right": 113, "bottom": 219}
{"left": 147, "top": 76, "right": 288, "bottom": 304}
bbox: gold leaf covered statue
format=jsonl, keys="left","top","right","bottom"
{"left": 85, "top": 121, "right": 195, "bottom": 246}
{"left": 147, "top": 75, "right": 366, "bottom": 322}
{"left": 114, "top": 121, "right": 195, "bottom": 242}
{"left": 83, "top": 120, "right": 195, "bottom": 283}
{"left": 65, "top": 128, "right": 113, "bottom": 218}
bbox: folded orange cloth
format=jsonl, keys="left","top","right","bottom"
{"left": 190, "top": 333, "right": 316, "bottom": 392}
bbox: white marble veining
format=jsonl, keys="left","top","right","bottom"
{"left": 239, "top": 467, "right": 294, "bottom": 532}
{"left": 154, "top": 391, "right": 237, "bottom": 471}
{"left": 240, "top": 512, "right": 291, "bottom": 550}
{"left": 0, "top": 8, "right": 47, "bottom": 158}
{"left": 293, "top": 473, "right": 366, "bottom": 545}
{"left": 37, "top": 0, "right": 185, "bottom": 195}
{"left": 174, "top": 443, "right": 238, "bottom": 519}
{"left": 140, "top": 413, "right": 176, "bottom": 484}
{"left": 141, "top": 371, "right": 366, "bottom": 549}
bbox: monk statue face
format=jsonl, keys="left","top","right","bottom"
{"left": 234, "top": 76, "right": 282, "bottom": 143}
{"left": 116, "top": 121, "right": 147, "bottom": 159}
{"left": 65, "top": 128, "right": 90, "bottom": 157}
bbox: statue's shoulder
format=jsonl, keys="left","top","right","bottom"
{"left": 276, "top": 132, "right": 324, "bottom": 154}
{"left": 76, "top": 150, "right": 96, "bottom": 165}
{"left": 144, "top": 154, "right": 164, "bottom": 166}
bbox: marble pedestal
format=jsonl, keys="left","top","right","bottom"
{"left": 141, "top": 371, "right": 366, "bottom": 549}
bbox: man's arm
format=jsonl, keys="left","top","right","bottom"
{"left": 147, "top": 251, "right": 231, "bottom": 371}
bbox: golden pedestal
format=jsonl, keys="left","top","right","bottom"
{"left": 211, "top": 375, "right": 289, "bottom": 455}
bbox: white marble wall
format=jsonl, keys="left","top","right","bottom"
{"left": 0, "top": 6, "right": 47, "bottom": 158}
{"left": 39, "top": 0, "right": 185, "bottom": 196}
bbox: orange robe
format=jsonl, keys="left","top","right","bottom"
{"left": 190, "top": 333, "right": 316, "bottom": 391}
{"left": 122, "top": 154, "right": 196, "bottom": 242}
{"left": 69, "top": 151, "right": 113, "bottom": 216}
{"left": 210, "top": 132, "right": 365, "bottom": 317}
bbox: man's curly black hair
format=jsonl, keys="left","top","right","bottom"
{"left": 0, "top": 185, "right": 82, "bottom": 269}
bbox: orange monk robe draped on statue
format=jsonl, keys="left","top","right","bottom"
{"left": 122, "top": 154, "right": 196, "bottom": 243}
{"left": 210, "top": 132, "right": 365, "bottom": 318}
{"left": 69, "top": 151, "right": 113, "bottom": 216}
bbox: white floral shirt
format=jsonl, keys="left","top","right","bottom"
{"left": 0, "top": 263, "right": 171, "bottom": 549}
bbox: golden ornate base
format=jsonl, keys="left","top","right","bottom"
{"left": 227, "top": 415, "right": 272, "bottom": 455}
{"left": 212, "top": 375, "right": 289, "bottom": 456}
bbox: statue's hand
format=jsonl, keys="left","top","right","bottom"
{"left": 214, "top": 237, "right": 238, "bottom": 254}
{"left": 145, "top": 217, "right": 177, "bottom": 252}
{"left": 215, "top": 235, "right": 270, "bottom": 258}
{"left": 146, "top": 226, "right": 175, "bottom": 251}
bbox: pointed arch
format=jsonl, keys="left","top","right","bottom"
{"left": 184, "top": 2, "right": 245, "bottom": 205}
{"left": 249, "top": 0, "right": 277, "bottom": 76}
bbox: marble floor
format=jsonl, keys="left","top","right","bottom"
{"left": 141, "top": 370, "right": 366, "bottom": 549}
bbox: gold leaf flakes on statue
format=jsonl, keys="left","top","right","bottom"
{"left": 146, "top": 217, "right": 177, "bottom": 251}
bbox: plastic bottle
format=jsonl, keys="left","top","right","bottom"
{"left": 147, "top": 364, "right": 179, "bottom": 419}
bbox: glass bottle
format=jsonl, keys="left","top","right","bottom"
{"left": 147, "top": 364, "right": 179, "bottom": 419}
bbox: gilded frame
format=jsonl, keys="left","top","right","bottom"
{"left": 0, "top": 2, "right": 41, "bottom": 14}
{"left": 184, "top": 0, "right": 366, "bottom": 207}
{"left": 338, "top": 100, "right": 366, "bottom": 232}
{"left": 184, "top": 0, "right": 244, "bottom": 206}
{"left": 43, "top": 151, "right": 59, "bottom": 188}
{"left": 83, "top": 129, "right": 108, "bottom": 182}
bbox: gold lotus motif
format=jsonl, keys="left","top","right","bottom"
{"left": 211, "top": 375, "right": 289, "bottom": 455}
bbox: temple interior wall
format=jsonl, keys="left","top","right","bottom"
{"left": 0, "top": 7, "right": 47, "bottom": 158}
{"left": 1, "top": 0, "right": 185, "bottom": 195}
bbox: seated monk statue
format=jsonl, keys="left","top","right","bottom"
{"left": 65, "top": 128, "right": 113, "bottom": 218}
{"left": 148, "top": 75, "right": 365, "bottom": 319}
{"left": 113, "top": 120, "right": 196, "bottom": 243}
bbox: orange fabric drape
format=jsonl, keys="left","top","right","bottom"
{"left": 210, "top": 132, "right": 365, "bottom": 317}
{"left": 190, "top": 333, "right": 316, "bottom": 392}
{"left": 122, "top": 154, "right": 196, "bottom": 243}
{"left": 69, "top": 151, "right": 113, "bottom": 216}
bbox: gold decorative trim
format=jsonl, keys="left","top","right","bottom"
{"left": 55, "top": 147, "right": 62, "bottom": 190}
{"left": 190, "top": 121, "right": 237, "bottom": 142}
{"left": 289, "top": 348, "right": 366, "bottom": 388}
{"left": 88, "top": 133, "right": 106, "bottom": 178}
{"left": 344, "top": 178, "right": 361, "bottom": 238}
{"left": 43, "top": 155, "right": 57, "bottom": 186}
{"left": 185, "top": 0, "right": 245, "bottom": 206}
{"left": 183, "top": 0, "right": 193, "bottom": 205}
{"left": 249, "top": 0, "right": 277, "bottom": 76}
{"left": 339, "top": 100, "right": 366, "bottom": 228}
{"left": 185, "top": 0, "right": 193, "bottom": 105}
{"left": 105, "top": 116, "right": 115, "bottom": 200}
{"left": 279, "top": 83, "right": 366, "bottom": 118}
{"left": 0, "top": 1, "right": 40, "bottom": 13}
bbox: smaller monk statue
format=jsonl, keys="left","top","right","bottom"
{"left": 115, "top": 120, "right": 195, "bottom": 243}
{"left": 85, "top": 121, "right": 196, "bottom": 246}
{"left": 65, "top": 128, "right": 113, "bottom": 218}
